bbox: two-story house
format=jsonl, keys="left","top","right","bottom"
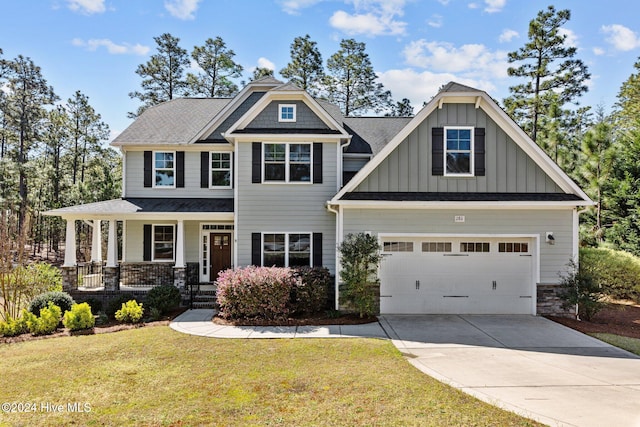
{"left": 46, "top": 78, "right": 592, "bottom": 315}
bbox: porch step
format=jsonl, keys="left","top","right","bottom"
{"left": 190, "top": 291, "right": 218, "bottom": 309}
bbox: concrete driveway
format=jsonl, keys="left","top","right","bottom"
{"left": 381, "top": 315, "right": 640, "bottom": 427}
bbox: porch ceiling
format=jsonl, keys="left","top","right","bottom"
{"left": 43, "top": 197, "right": 234, "bottom": 220}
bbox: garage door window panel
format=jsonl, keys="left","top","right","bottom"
{"left": 383, "top": 241, "right": 414, "bottom": 252}
{"left": 422, "top": 242, "right": 452, "bottom": 252}
{"left": 499, "top": 242, "right": 529, "bottom": 253}
{"left": 460, "top": 242, "right": 490, "bottom": 253}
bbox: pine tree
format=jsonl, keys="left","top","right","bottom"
{"left": 280, "top": 35, "right": 324, "bottom": 95}
{"left": 187, "top": 36, "right": 243, "bottom": 97}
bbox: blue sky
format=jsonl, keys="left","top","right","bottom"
{"left": 2, "top": 0, "right": 640, "bottom": 141}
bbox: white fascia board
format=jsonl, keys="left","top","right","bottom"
{"left": 117, "top": 143, "right": 232, "bottom": 152}
{"left": 335, "top": 200, "right": 590, "bottom": 210}
{"left": 225, "top": 134, "right": 348, "bottom": 144}
{"left": 53, "top": 212, "right": 234, "bottom": 221}
{"left": 225, "top": 90, "right": 350, "bottom": 138}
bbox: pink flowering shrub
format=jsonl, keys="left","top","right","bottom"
{"left": 216, "top": 266, "right": 300, "bottom": 320}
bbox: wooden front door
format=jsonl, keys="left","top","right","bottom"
{"left": 210, "top": 233, "right": 232, "bottom": 282}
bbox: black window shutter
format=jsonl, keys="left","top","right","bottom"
{"left": 474, "top": 128, "right": 486, "bottom": 176}
{"left": 312, "top": 233, "right": 322, "bottom": 267}
{"left": 200, "top": 152, "right": 209, "bottom": 188}
{"left": 143, "top": 224, "right": 152, "bottom": 261}
{"left": 313, "top": 143, "right": 323, "bottom": 183}
{"left": 432, "top": 127, "right": 444, "bottom": 176}
{"left": 252, "top": 142, "right": 261, "bottom": 183}
{"left": 143, "top": 151, "right": 152, "bottom": 187}
{"left": 251, "top": 233, "right": 261, "bottom": 265}
{"left": 176, "top": 151, "right": 185, "bottom": 187}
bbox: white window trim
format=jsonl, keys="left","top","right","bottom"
{"left": 152, "top": 224, "right": 175, "bottom": 262}
{"left": 443, "top": 126, "right": 474, "bottom": 177}
{"left": 261, "top": 232, "right": 312, "bottom": 267}
{"left": 278, "top": 104, "right": 297, "bottom": 122}
{"left": 153, "top": 150, "right": 176, "bottom": 189}
{"left": 262, "top": 142, "right": 313, "bottom": 184}
{"left": 209, "top": 151, "right": 233, "bottom": 189}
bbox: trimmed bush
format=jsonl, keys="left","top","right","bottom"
{"left": 291, "top": 267, "right": 332, "bottom": 315}
{"left": 63, "top": 303, "right": 95, "bottom": 331}
{"left": 25, "top": 302, "right": 62, "bottom": 335}
{"left": 216, "top": 266, "right": 298, "bottom": 320}
{"left": 338, "top": 233, "right": 382, "bottom": 318}
{"left": 115, "top": 300, "right": 144, "bottom": 324}
{"left": 580, "top": 247, "right": 640, "bottom": 301}
{"left": 0, "top": 314, "right": 29, "bottom": 337}
{"left": 106, "top": 294, "right": 139, "bottom": 319}
{"left": 28, "top": 291, "right": 75, "bottom": 315}
{"left": 146, "top": 284, "right": 181, "bottom": 314}
{"left": 79, "top": 297, "right": 103, "bottom": 314}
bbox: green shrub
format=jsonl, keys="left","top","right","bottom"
{"left": 0, "top": 314, "right": 29, "bottom": 337}
{"left": 146, "top": 284, "right": 181, "bottom": 314}
{"left": 338, "top": 233, "right": 382, "bottom": 318}
{"left": 79, "top": 297, "right": 103, "bottom": 314}
{"left": 63, "top": 303, "right": 95, "bottom": 331}
{"left": 580, "top": 247, "right": 640, "bottom": 301}
{"left": 291, "top": 267, "right": 332, "bottom": 315}
{"left": 28, "top": 291, "right": 75, "bottom": 315}
{"left": 106, "top": 294, "right": 139, "bottom": 319}
{"left": 115, "top": 300, "right": 144, "bottom": 324}
{"left": 559, "top": 260, "right": 606, "bottom": 321}
{"left": 147, "top": 306, "right": 162, "bottom": 322}
{"left": 25, "top": 302, "right": 62, "bottom": 335}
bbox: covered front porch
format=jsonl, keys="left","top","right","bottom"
{"left": 44, "top": 198, "right": 235, "bottom": 292}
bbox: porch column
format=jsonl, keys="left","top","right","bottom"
{"left": 63, "top": 218, "right": 77, "bottom": 267}
{"left": 106, "top": 219, "right": 117, "bottom": 267}
{"left": 175, "top": 219, "right": 185, "bottom": 268}
{"left": 91, "top": 219, "right": 102, "bottom": 262}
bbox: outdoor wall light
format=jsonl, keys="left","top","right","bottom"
{"left": 545, "top": 232, "right": 555, "bottom": 245}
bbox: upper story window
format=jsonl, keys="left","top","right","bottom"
{"left": 445, "top": 127, "right": 473, "bottom": 176}
{"left": 210, "top": 152, "right": 232, "bottom": 188}
{"left": 279, "top": 104, "right": 296, "bottom": 122}
{"left": 264, "top": 143, "right": 311, "bottom": 183}
{"left": 154, "top": 151, "right": 175, "bottom": 187}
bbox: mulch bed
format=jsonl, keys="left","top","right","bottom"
{"left": 547, "top": 301, "right": 640, "bottom": 340}
{"left": 212, "top": 313, "right": 378, "bottom": 327}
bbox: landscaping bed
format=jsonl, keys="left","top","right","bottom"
{"left": 213, "top": 312, "right": 377, "bottom": 326}
{"left": 547, "top": 300, "right": 640, "bottom": 339}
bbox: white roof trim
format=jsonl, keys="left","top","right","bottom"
{"left": 330, "top": 200, "right": 591, "bottom": 209}
{"left": 331, "top": 88, "right": 592, "bottom": 204}
{"left": 224, "top": 90, "right": 350, "bottom": 138}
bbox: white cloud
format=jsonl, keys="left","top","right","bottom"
{"left": 436, "top": 0, "right": 450, "bottom": 4}
{"left": 468, "top": 3, "right": 480, "bottom": 10}
{"left": 329, "top": 0, "right": 407, "bottom": 37}
{"left": 72, "top": 38, "right": 150, "bottom": 55}
{"left": 403, "top": 39, "right": 509, "bottom": 79}
{"left": 66, "top": 0, "right": 105, "bottom": 14}
{"left": 377, "top": 68, "right": 496, "bottom": 108}
{"left": 164, "top": 0, "right": 201, "bottom": 20}
{"left": 484, "top": 0, "right": 506, "bottom": 13}
{"left": 498, "top": 29, "right": 518, "bottom": 43}
{"left": 602, "top": 24, "right": 640, "bottom": 51}
{"left": 257, "top": 57, "right": 275, "bottom": 70}
{"left": 278, "top": 0, "right": 324, "bottom": 15}
{"left": 427, "top": 14, "right": 443, "bottom": 28}
{"left": 559, "top": 28, "right": 578, "bottom": 48}
{"left": 593, "top": 47, "right": 605, "bottom": 56}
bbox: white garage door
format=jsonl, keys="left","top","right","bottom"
{"left": 379, "top": 237, "right": 535, "bottom": 314}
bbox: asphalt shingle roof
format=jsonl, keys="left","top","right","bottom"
{"left": 341, "top": 192, "right": 583, "bottom": 202}
{"left": 343, "top": 117, "right": 413, "bottom": 155}
{"left": 45, "top": 198, "right": 234, "bottom": 215}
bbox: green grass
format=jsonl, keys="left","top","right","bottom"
{"left": 0, "top": 326, "right": 541, "bottom": 426}
{"left": 590, "top": 333, "right": 640, "bottom": 356}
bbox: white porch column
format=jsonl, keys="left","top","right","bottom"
{"left": 106, "top": 219, "right": 118, "bottom": 267}
{"left": 63, "top": 218, "right": 77, "bottom": 267}
{"left": 91, "top": 219, "right": 102, "bottom": 262}
{"left": 175, "top": 219, "right": 185, "bottom": 268}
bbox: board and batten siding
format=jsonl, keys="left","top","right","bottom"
{"left": 124, "top": 220, "right": 200, "bottom": 263}
{"left": 236, "top": 141, "right": 337, "bottom": 273}
{"left": 342, "top": 208, "right": 573, "bottom": 284}
{"left": 125, "top": 150, "right": 234, "bottom": 198}
{"left": 354, "top": 103, "right": 562, "bottom": 194}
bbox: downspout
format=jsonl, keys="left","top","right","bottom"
{"left": 327, "top": 203, "right": 341, "bottom": 310}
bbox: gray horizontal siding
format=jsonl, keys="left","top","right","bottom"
{"left": 354, "top": 103, "right": 563, "bottom": 194}
{"left": 342, "top": 208, "right": 573, "bottom": 284}
{"left": 124, "top": 220, "right": 201, "bottom": 263}
{"left": 125, "top": 151, "right": 233, "bottom": 198}
{"left": 236, "top": 141, "right": 337, "bottom": 273}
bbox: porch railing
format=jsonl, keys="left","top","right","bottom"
{"left": 77, "top": 262, "right": 104, "bottom": 289}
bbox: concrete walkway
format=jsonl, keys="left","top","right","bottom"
{"left": 170, "top": 310, "right": 640, "bottom": 427}
{"left": 169, "top": 309, "right": 388, "bottom": 339}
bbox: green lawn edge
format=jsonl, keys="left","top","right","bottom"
{"left": 589, "top": 332, "right": 640, "bottom": 356}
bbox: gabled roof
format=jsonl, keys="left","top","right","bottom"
{"left": 112, "top": 98, "right": 231, "bottom": 146}
{"left": 330, "top": 81, "right": 593, "bottom": 205}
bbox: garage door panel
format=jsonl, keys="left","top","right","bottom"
{"left": 379, "top": 237, "right": 535, "bottom": 314}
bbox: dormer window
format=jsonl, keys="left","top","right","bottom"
{"left": 444, "top": 127, "right": 473, "bottom": 176}
{"left": 279, "top": 104, "right": 296, "bottom": 122}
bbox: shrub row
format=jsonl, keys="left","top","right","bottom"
{"left": 1, "top": 301, "right": 95, "bottom": 336}
{"left": 216, "top": 266, "right": 331, "bottom": 320}
{"left": 580, "top": 247, "right": 640, "bottom": 302}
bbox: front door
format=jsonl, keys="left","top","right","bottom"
{"left": 210, "top": 233, "right": 231, "bottom": 282}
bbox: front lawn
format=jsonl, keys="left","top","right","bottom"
{"left": 589, "top": 333, "right": 640, "bottom": 356}
{"left": 0, "top": 326, "right": 540, "bottom": 426}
